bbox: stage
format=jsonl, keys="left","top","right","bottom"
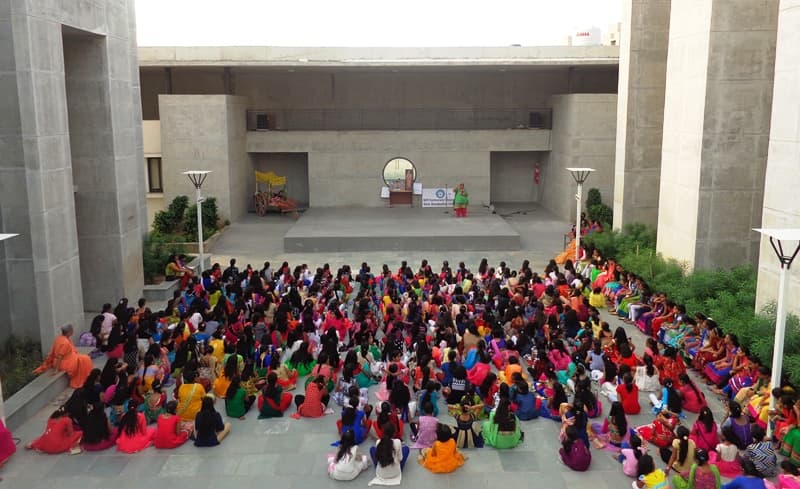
{"left": 283, "top": 207, "right": 521, "bottom": 252}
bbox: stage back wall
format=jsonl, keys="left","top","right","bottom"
{"left": 246, "top": 129, "right": 551, "bottom": 207}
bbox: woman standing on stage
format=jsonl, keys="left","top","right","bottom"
{"left": 453, "top": 183, "right": 469, "bottom": 218}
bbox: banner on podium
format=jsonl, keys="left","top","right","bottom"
{"left": 422, "top": 187, "right": 455, "bottom": 207}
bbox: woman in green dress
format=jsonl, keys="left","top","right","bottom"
{"left": 453, "top": 183, "right": 469, "bottom": 218}
{"left": 482, "top": 398, "right": 522, "bottom": 449}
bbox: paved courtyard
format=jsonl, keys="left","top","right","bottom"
{"left": 2, "top": 205, "right": 733, "bottom": 488}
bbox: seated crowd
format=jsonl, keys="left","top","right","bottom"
{"left": 5, "top": 249, "right": 799, "bottom": 489}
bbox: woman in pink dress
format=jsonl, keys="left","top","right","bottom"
{"left": 689, "top": 407, "right": 719, "bottom": 453}
{"left": 778, "top": 460, "right": 800, "bottom": 489}
{"left": 115, "top": 404, "right": 156, "bottom": 453}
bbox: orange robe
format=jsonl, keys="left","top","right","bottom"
{"left": 35, "top": 335, "right": 93, "bottom": 388}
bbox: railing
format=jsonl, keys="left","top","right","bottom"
{"left": 246, "top": 107, "right": 552, "bottom": 132}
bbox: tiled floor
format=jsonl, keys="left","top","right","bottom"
{"left": 1, "top": 205, "right": 739, "bottom": 488}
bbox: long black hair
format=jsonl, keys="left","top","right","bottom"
{"left": 264, "top": 372, "right": 280, "bottom": 400}
{"left": 336, "top": 429, "right": 357, "bottom": 462}
{"left": 675, "top": 425, "right": 690, "bottom": 465}
{"left": 223, "top": 354, "right": 239, "bottom": 380}
{"left": 376, "top": 402, "right": 393, "bottom": 427}
{"left": 608, "top": 401, "right": 628, "bottom": 435}
{"left": 375, "top": 423, "right": 397, "bottom": 467}
{"left": 697, "top": 406, "right": 715, "bottom": 432}
{"left": 81, "top": 402, "right": 111, "bottom": 444}
{"left": 225, "top": 375, "right": 242, "bottom": 402}
{"left": 119, "top": 402, "right": 141, "bottom": 437}
{"left": 664, "top": 379, "right": 682, "bottom": 413}
{"left": 493, "top": 398, "right": 516, "bottom": 432}
{"left": 195, "top": 396, "right": 218, "bottom": 436}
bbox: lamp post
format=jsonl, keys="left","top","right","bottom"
{"left": 183, "top": 171, "right": 211, "bottom": 275}
{"left": 753, "top": 228, "right": 800, "bottom": 438}
{"left": 566, "top": 168, "right": 595, "bottom": 264}
{"left": 0, "top": 233, "right": 20, "bottom": 424}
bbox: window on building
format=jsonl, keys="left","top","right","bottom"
{"left": 147, "top": 157, "right": 163, "bottom": 193}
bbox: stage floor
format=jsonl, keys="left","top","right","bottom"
{"left": 284, "top": 207, "right": 520, "bottom": 252}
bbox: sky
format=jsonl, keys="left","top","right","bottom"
{"left": 134, "top": 0, "right": 622, "bottom": 47}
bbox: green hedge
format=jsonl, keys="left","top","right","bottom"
{"left": 583, "top": 224, "right": 800, "bottom": 385}
{"left": 1, "top": 336, "right": 42, "bottom": 400}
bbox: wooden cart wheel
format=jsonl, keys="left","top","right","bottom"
{"left": 254, "top": 192, "right": 268, "bottom": 216}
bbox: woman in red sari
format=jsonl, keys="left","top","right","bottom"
{"left": 774, "top": 395, "right": 799, "bottom": 446}
{"left": 656, "top": 347, "right": 686, "bottom": 386}
{"left": 26, "top": 407, "right": 82, "bottom": 454}
{"left": 692, "top": 326, "right": 724, "bottom": 371}
{"left": 34, "top": 324, "right": 93, "bottom": 389}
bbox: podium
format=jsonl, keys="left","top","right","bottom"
{"left": 389, "top": 190, "right": 413, "bottom": 207}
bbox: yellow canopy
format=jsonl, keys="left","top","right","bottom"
{"left": 255, "top": 170, "right": 286, "bottom": 186}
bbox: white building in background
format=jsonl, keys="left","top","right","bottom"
{"left": 604, "top": 23, "right": 621, "bottom": 46}
{"left": 571, "top": 27, "right": 602, "bottom": 46}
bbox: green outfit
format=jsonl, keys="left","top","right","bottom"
{"left": 671, "top": 463, "right": 721, "bottom": 489}
{"left": 225, "top": 387, "right": 249, "bottom": 418}
{"left": 258, "top": 386, "right": 288, "bottom": 418}
{"left": 481, "top": 411, "right": 522, "bottom": 449}
{"left": 285, "top": 359, "right": 317, "bottom": 378}
{"left": 453, "top": 189, "right": 469, "bottom": 208}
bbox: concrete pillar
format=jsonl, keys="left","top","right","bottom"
{"left": 542, "top": 94, "right": 617, "bottom": 223}
{"left": 656, "top": 0, "right": 778, "bottom": 270}
{"left": 0, "top": 0, "right": 146, "bottom": 348}
{"left": 159, "top": 95, "right": 249, "bottom": 224}
{"left": 613, "top": 0, "right": 671, "bottom": 229}
{"left": 756, "top": 0, "right": 800, "bottom": 314}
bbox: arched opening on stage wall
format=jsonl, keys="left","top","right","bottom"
{"left": 250, "top": 153, "right": 310, "bottom": 210}
{"left": 489, "top": 151, "right": 547, "bottom": 206}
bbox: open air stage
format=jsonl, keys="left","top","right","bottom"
{"left": 283, "top": 207, "right": 520, "bottom": 253}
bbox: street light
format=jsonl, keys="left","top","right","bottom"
{"left": 566, "top": 168, "right": 595, "bottom": 264}
{"left": 183, "top": 171, "right": 211, "bottom": 275}
{"left": 0, "top": 233, "right": 19, "bottom": 424}
{"left": 753, "top": 228, "right": 800, "bottom": 438}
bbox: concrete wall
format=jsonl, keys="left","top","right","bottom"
{"left": 159, "top": 95, "right": 249, "bottom": 223}
{"left": 251, "top": 153, "right": 310, "bottom": 207}
{"left": 140, "top": 67, "right": 618, "bottom": 122}
{"left": 613, "top": 0, "right": 671, "bottom": 229}
{"left": 756, "top": 0, "right": 800, "bottom": 314}
{"left": 489, "top": 152, "right": 544, "bottom": 203}
{"left": 246, "top": 130, "right": 551, "bottom": 208}
{"left": 657, "top": 0, "right": 778, "bottom": 270}
{"left": 541, "top": 94, "right": 618, "bottom": 223}
{"left": 143, "top": 120, "right": 161, "bottom": 155}
{"left": 0, "top": 0, "right": 145, "bottom": 346}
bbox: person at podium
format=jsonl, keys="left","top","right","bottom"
{"left": 453, "top": 183, "right": 469, "bottom": 217}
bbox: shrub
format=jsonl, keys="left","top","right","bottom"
{"left": 183, "top": 197, "right": 219, "bottom": 241}
{"left": 586, "top": 188, "right": 602, "bottom": 208}
{"left": 152, "top": 195, "right": 190, "bottom": 235}
{"left": 588, "top": 203, "right": 613, "bottom": 227}
{"left": 142, "top": 232, "right": 183, "bottom": 283}
{"left": 1, "top": 335, "right": 42, "bottom": 400}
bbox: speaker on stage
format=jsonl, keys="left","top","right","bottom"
{"left": 256, "top": 113, "right": 270, "bottom": 131}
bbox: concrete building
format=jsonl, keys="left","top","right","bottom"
{"left": 0, "top": 0, "right": 146, "bottom": 346}
{"left": 612, "top": 0, "right": 795, "bottom": 311}
{"left": 137, "top": 46, "right": 620, "bottom": 224}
